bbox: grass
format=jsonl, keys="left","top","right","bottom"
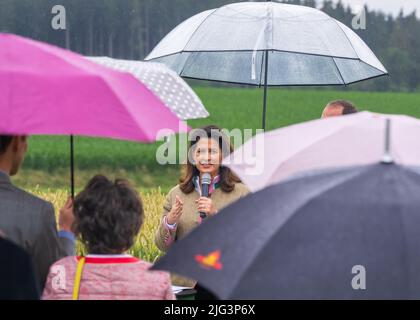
{"left": 31, "top": 186, "right": 165, "bottom": 263}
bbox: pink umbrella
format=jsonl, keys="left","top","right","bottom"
{"left": 0, "top": 33, "right": 189, "bottom": 195}
{"left": 0, "top": 33, "right": 187, "bottom": 141}
{"left": 224, "top": 111, "right": 420, "bottom": 192}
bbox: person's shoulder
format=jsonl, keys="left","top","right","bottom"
{"left": 168, "top": 184, "right": 180, "bottom": 194}
{"left": 53, "top": 255, "right": 77, "bottom": 265}
{"left": 133, "top": 260, "right": 171, "bottom": 281}
{"left": 142, "top": 261, "right": 172, "bottom": 280}
{"left": 8, "top": 184, "right": 53, "bottom": 210}
{"left": 139, "top": 259, "right": 153, "bottom": 267}
{"left": 233, "top": 182, "right": 250, "bottom": 195}
{"left": 166, "top": 184, "right": 187, "bottom": 197}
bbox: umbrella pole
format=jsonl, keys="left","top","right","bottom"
{"left": 262, "top": 50, "right": 269, "bottom": 131}
{"left": 65, "top": 30, "right": 75, "bottom": 199}
{"left": 70, "top": 135, "right": 75, "bottom": 199}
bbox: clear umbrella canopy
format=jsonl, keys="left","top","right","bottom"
{"left": 146, "top": 1, "right": 387, "bottom": 86}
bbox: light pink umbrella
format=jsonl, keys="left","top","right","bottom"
{"left": 0, "top": 33, "right": 189, "bottom": 195}
{"left": 224, "top": 111, "right": 420, "bottom": 192}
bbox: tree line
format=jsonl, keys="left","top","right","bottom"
{"left": 1, "top": 0, "right": 419, "bottom": 92}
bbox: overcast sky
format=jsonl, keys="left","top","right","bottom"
{"left": 328, "top": 0, "right": 419, "bottom": 16}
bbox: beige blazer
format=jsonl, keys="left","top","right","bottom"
{"left": 155, "top": 182, "right": 250, "bottom": 286}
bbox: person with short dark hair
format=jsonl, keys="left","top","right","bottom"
{"left": 42, "top": 175, "right": 175, "bottom": 300}
{"left": 0, "top": 135, "right": 75, "bottom": 290}
{"left": 73, "top": 175, "right": 144, "bottom": 255}
{"left": 321, "top": 100, "right": 358, "bottom": 118}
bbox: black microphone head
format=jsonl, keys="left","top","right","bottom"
{"left": 202, "top": 173, "right": 211, "bottom": 185}
{"left": 200, "top": 173, "right": 212, "bottom": 218}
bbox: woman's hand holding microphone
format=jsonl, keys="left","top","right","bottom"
{"left": 196, "top": 197, "right": 218, "bottom": 218}
{"left": 167, "top": 195, "right": 218, "bottom": 225}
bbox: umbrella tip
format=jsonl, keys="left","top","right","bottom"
{"left": 381, "top": 153, "right": 394, "bottom": 164}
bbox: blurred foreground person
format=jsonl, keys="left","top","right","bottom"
{"left": 0, "top": 236, "right": 39, "bottom": 300}
{"left": 0, "top": 135, "right": 75, "bottom": 290}
{"left": 42, "top": 175, "right": 175, "bottom": 300}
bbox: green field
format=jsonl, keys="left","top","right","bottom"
{"left": 13, "top": 87, "right": 420, "bottom": 192}
{"left": 13, "top": 86, "right": 420, "bottom": 262}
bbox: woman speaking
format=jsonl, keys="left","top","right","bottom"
{"left": 155, "top": 125, "right": 250, "bottom": 293}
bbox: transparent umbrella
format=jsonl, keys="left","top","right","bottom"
{"left": 145, "top": 1, "right": 388, "bottom": 130}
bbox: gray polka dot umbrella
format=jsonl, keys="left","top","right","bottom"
{"left": 87, "top": 56, "right": 209, "bottom": 120}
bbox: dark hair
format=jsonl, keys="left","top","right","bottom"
{"left": 0, "top": 135, "right": 14, "bottom": 155}
{"left": 179, "top": 125, "right": 241, "bottom": 194}
{"left": 329, "top": 100, "right": 358, "bottom": 115}
{"left": 73, "top": 175, "right": 144, "bottom": 254}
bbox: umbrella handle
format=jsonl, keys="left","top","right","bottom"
{"left": 382, "top": 118, "right": 393, "bottom": 164}
{"left": 262, "top": 50, "right": 269, "bottom": 131}
{"left": 70, "top": 135, "right": 75, "bottom": 199}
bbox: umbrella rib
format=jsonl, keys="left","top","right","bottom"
{"left": 357, "top": 60, "right": 389, "bottom": 75}
{"left": 259, "top": 50, "right": 265, "bottom": 87}
{"left": 331, "top": 19, "right": 361, "bottom": 61}
{"left": 179, "top": 49, "right": 361, "bottom": 60}
{"left": 147, "top": 49, "right": 368, "bottom": 63}
{"left": 178, "top": 54, "right": 191, "bottom": 78}
{"left": 178, "top": 9, "right": 218, "bottom": 77}
{"left": 179, "top": 9, "right": 218, "bottom": 55}
{"left": 331, "top": 56, "right": 347, "bottom": 85}
{"left": 95, "top": 75, "right": 156, "bottom": 142}
{"left": 179, "top": 75, "right": 387, "bottom": 87}
{"left": 343, "top": 72, "right": 390, "bottom": 86}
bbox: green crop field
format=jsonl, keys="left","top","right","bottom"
{"left": 11, "top": 86, "right": 420, "bottom": 262}
{"left": 14, "top": 87, "right": 420, "bottom": 191}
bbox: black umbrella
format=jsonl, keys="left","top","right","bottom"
{"left": 152, "top": 162, "right": 420, "bottom": 299}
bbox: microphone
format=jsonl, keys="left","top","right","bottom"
{"left": 199, "top": 173, "right": 212, "bottom": 219}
